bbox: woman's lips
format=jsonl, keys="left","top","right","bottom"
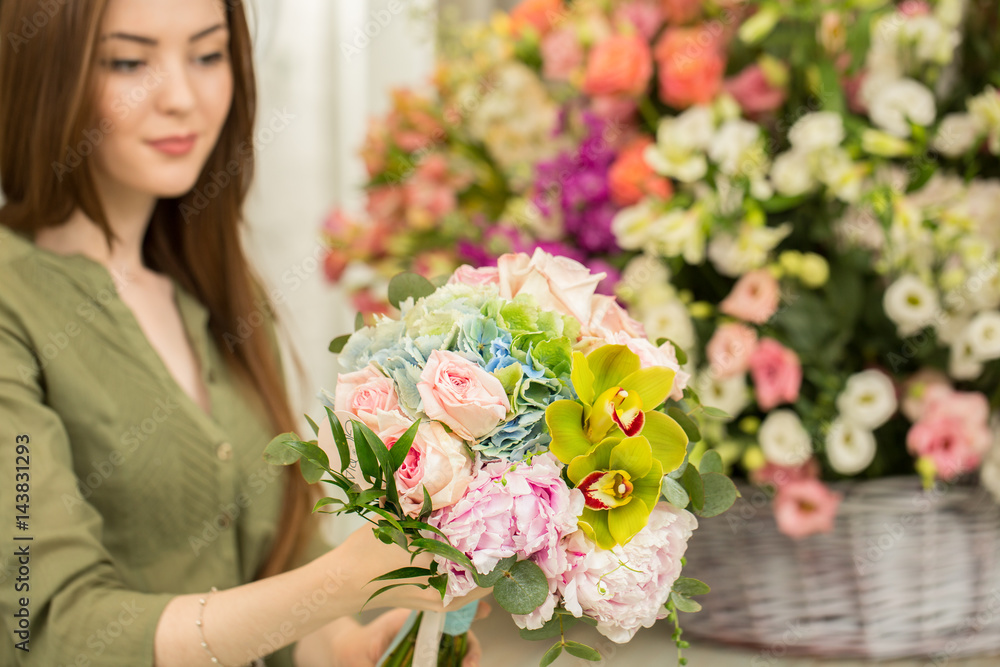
{"left": 147, "top": 134, "right": 197, "bottom": 156}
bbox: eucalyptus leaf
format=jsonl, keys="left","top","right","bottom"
{"left": 388, "top": 272, "right": 436, "bottom": 309}
{"left": 300, "top": 457, "right": 326, "bottom": 484}
{"left": 701, "top": 406, "right": 731, "bottom": 420}
{"left": 681, "top": 464, "right": 705, "bottom": 513}
{"left": 519, "top": 616, "right": 566, "bottom": 641}
{"left": 355, "top": 311, "right": 365, "bottom": 331}
{"left": 698, "top": 450, "right": 724, "bottom": 475}
{"left": 670, "top": 591, "right": 703, "bottom": 613}
{"left": 329, "top": 334, "right": 351, "bottom": 354}
{"left": 699, "top": 472, "right": 740, "bottom": 518}
{"left": 263, "top": 432, "right": 303, "bottom": 466}
{"left": 564, "top": 641, "right": 601, "bottom": 661}
{"left": 667, "top": 407, "right": 702, "bottom": 442}
{"left": 473, "top": 555, "right": 517, "bottom": 588}
{"left": 661, "top": 476, "right": 690, "bottom": 509}
{"left": 540, "top": 642, "right": 563, "bottom": 667}
{"left": 673, "top": 578, "right": 711, "bottom": 597}
{"left": 493, "top": 559, "right": 549, "bottom": 615}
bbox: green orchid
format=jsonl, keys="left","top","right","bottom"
{"left": 568, "top": 435, "right": 665, "bottom": 548}
{"left": 545, "top": 344, "right": 688, "bottom": 474}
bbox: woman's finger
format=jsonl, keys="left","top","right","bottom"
{"left": 462, "top": 630, "right": 482, "bottom": 667}
{"left": 474, "top": 601, "right": 492, "bottom": 620}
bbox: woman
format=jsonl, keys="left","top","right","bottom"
{"left": 0, "top": 0, "right": 487, "bottom": 665}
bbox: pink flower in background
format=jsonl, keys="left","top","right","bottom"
{"left": 659, "top": 0, "right": 703, "bottom": 24}
{"left": 552, "top": 504, "right": 697, "bottom": 642}
{"left": 335, "top": 365, "right": 406, "bottom": 431}
{"left": 448, "top": 265, "right": 501, "bottom": 287}
{"left": 720, "top": 269, "right": 781, "bottom": 324}
{"left": 350, "top": 288, "right": 393, "bottom": 319}
{"left": 366, "top": 185, "right": 406, "bottom": 229}
{"left": 498, "top": 249, "right": 605, "bottom": 323}
{"left": 724, "top": 64, "right": 787, "bottom": 116}
{"left": 510, "top": 0, "right": 564, "bottom": 37}
{"left": 376, "top": 412, "right": 474, "bottom": 519}
{"left": 583, "top": 35, "right": 654, "bottom": 98}
{"left": 360, "top": 117, "right": 389, "bottom": 176}
{"left": 900, "top": 369, "right": 952, "bottom": 422}
{"left": 653, "top": 27, "right": 726, "bottom": 109}
{"left": 322, "top": 248, "right": 350, "bottom": 282}
{"left": 898, "top": 0, "right": 931, "bottom": 16}
{"left": 773, "top": 479, "right": 842, "bottom": 539}
{"left": 412, "top": 250, "right": 458, "bottom": 281}
{"left": 404, "top": 154, "right": 463, "bottom": 230}
{"left": 608, "top": 137, "right": 674, "bottom": 206}
{"left": 417, "top": 350, "right": 511, "bottom": 441}
{"left": 906, "top": 391, "right": 991, "bottom": 480}
{"left": 431, "top": 453, "right": 584, "bottom": 603}
{"left": 615, "top": 1, "right": 665, "bottom": 40}
{"left": 590, "top": 95, "right": 639, "bottom": 123}
{"left": 751, "top": 459, "right": 819, "bottom": 489}
{"left": 541, "top": 28, "right": 584, "bottom": 81}
{"left": 385, "top": 90, "right": 444, "bottom": 153}
{"left": 706, "top": 323, "right": 758, "bottom": 378}
{"left": 749, "top": 339, "right": 802, "bottom": 411}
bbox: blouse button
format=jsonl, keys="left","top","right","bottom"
{"left": 216, "top": 442, "right": 234, "bottom": 461}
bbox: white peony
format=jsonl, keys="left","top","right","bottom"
{"left": 883, "top": 274, "right": 940, "bottom": 337}
{"left": 835, "top": 370, "right": 898, "bottom": 431}
{"left": 788, "top": 111, "right": 845, "bottom": 152}
{"left": 869, "top": 78, "right": 937, "bottom": 138}
{"left": 694, "top": 372, "right": 750, "bottom": 423}
{"left": 965, "top": 311, "right": 1000, "bottom": 361}
{"left": 825, "top": 419, "right": 877, "bottom": 475}
{"left": 770, "top": 149, "right": 817, "bottom": 197}
{"left": 759, "top": 410, "right": 813, "bottom": 468}
{"left": 933, "top": 113, "right": 985, "bottom": 157}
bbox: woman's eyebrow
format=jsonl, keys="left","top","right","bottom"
{"left": 101, "top": 23, "right": 227, "bottom": 45}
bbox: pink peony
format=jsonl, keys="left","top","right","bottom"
{"left": 900, "top": 369, "right": 952, "bottom": 422}
{"left": 906, "top": 391, "right": 992, "bottom": 480}
{"left": 608, "top": 137, "right": 673, "bottom": 206}
{"left": 545, "top": 504, "right": 698, "bottom": 642}
{"left": 653, "top": 27, "right": 726, "bottom": 109}
{"left": 724, "top": 64, "right": 787, "bottom": 116}
{"left": 719, "top": 269, "right": 781, "bottom": 324}
{"left": 335, "top": 365, "right": 406, "bottom": 431}
{"left": 498, "top": 248, "right": 605, "bottom": 324}
{"left": 773, "top": 479, "right": 842, "bottom": 539}
{"left": 447, "top": 264, "right": 501, "bottom": 287}
{"left": 430, "top": 453, "right": 584, "bottom": 603}
{"left": 417, "top": 350, "right": 511, "bottom": 441}
{"left": 583, "top": 34, "right": 654, "bottom": 98}
{"left": 749, "top": 339, "right": 802, "bottom": 411}
{"left": 541, "top": 28, "right": 584, "bottom": 81}
{"left": 376, "top": 412, "right": 474, "bottom": 519}
{"left": 706, "top": 323, "right": 758, "bottom": 378}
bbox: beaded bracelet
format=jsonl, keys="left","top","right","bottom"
{"left": 196, "top": 587, "right": 227, "bottom": 666}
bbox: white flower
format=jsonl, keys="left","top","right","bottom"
{"left": 759, "top": 410, "right": 813, "bottom": 468}
{"left": 902, "top": 15, "right": 960, "bottom": 65}
{"left": 639, "top": 299, "right": 696, "bottom": 352}
{"left": 709, "top": 119, "right": 765, "bottom": 177}
{"left": 825, "top": 419, "right": 877, "bottom": 475}
{"left": 694, "top": 372, "right": 749, "bottom": 423}
{"left": 816, "top": 147, "right": 863, "bottom": 203}
{"left": 869, "top": 78, "right": 937, "bottom": 138}
{"left": 618, "top": 253, "right": 670, "bottom": 297}
{"left": 770, "top": 150, "right": 817, "bottom": 197}
{"left": 966, "top": 311, "right": 1000, "bottom": 361}
{"left": 933, "top": 113, "right": 985, "bottom": 157}
{"left": 788, "top": 111, "right": 845, "bottom": 152}
{"left": 648, "top": 208, "right": 706, "bottom": 264}
{"left": 835, "top": 370, "right": 898, "bottom": 431}
{"left": 835, "top": 206, "right": 884, "bottom": 251}
{"left": 950, "top": 331, "right": 984, "bottom": 380}
{"left": 883, "top": 274, "right": 940, "bottom": 337}
{"left": 966, "top": 179, "right": 1000, "bottom": 246}
{"left": 707, "top": 223, "right": 793, "bottom": 278}
{"left": 612, "top": 200, "right": 660, "bottom": 251}
{"left": 968, "top": 86, "right": 1000, "bottom": 154}
{"left": 645, "top": 107, "right": 714, "bottom": 182}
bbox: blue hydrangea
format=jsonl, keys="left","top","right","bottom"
{"left": 472, "top": 410, "right": 550, "bottom": 461}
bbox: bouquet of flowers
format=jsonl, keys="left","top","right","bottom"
{"left": 267, "top": 250, "right": 738, "bottom": 665}
{"left": 323, "top": 0, "right": 1000, "bottom": 539}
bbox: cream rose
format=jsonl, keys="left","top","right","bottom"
{"left": 497, "top": 248, "right": 604, "bottom": 324}
{"left": 417, "top": 350, "right": 511, "bottom": 441}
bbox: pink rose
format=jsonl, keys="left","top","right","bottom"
{"left": 417, "top": 350, "right": 511, "bottom": 441}
{"left": 724, "top": 64, "right": 787, "bottom": 116}
{"left": 720, "top": 269, "right": 781, "bottom": 324}
{"left": 907, "top": 391, "right": 991, "bottom": 480}
{"left": 615, "top": 2, "right": 665, "bottom": 40}
{"left": 608, "top": 137, "right": 673, "bottom": 206}
{"left": 582, "top": 294, "right": 646, "bottom": 339}
{"left": 653, "top": 27, "right": 726, "bottom": 109}
{"left": 541, "top": 28, "right": 584, "bottom": 81}
{"left": 659, "top": 0, "right": 702, "bottom": 24}
{"left": 900, "top": 369, "right": 952, "bottom": 422}
{"left": 376, "top": 412, "right": 474, "bottom": 519}
{"left": 706, "top": 323, "right": 758, "bottom": 378}
{"left": 773, "top": 479, "right": 842, "bottom": 539}
{"left": 498, "top": 248, "right": 605, "bottom": 324}
{"left": 749, "top": 339, "right": 802, "bottom": 411}
{"left": 335, "top": 365, "right": 405, "bottom": 431}
{"left": 583, "top": 34, "right": 653, "bottom": 98}
{"left": 447, "top": 265, "right": 501, "bottom": 287}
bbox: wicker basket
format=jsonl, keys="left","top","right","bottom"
{"left": 680, "top": 476, "right": 1000, "bottom": 660}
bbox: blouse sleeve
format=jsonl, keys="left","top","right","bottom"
{"left": 0, "top": 313, "right": 176, "bottom": 666}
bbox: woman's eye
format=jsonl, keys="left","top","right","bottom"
{"left": 104, "top": 59, "right": 145, "bottom": 73}
{"left": 197, "top": 52, "right": 225, "bottom": 66}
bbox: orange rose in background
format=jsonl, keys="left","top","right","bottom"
{"left": 510, "top": 0, "right": 564, "bottom": 37}
{"left": 660, "top": 0, "right": 703, "bottom": 24}
{"left": 653, "top": 27, "right": 726, "bottom": 109}
{"left": 608, "top": 137, "right": 673, "bottom": 206}
{"left": 583, "top": 34, "right": 654, "bottom": 98}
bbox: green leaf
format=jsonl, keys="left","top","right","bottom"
{"left": 673, "top": 578, "right": 711, "bottom": 597}
{"left": 409, "top": 538, "right": 475, "bottom": 573}
{"left": 699, "top": 472, "right": 740, "bottom": 518}
{"left": 666, "top": 407, "right": 701, "bottom": 442}
{"left": 670, "top": 591, "right": 702, "bottom": 613}
{"left": 373, "top": 524, "right": 408, "bottom": 549}
{"left": 389, "top": 419, "right": 420, "bottom": 471}
{"left": 428, "top": 573, "right": 448, "bottom": 598}
{"left": 388, "top": 272, "right": 436, "bottom": 309}
{"left": 351, "top": 421, "right": 381, "bottom": 485}
{"left": 656, "top": 338, "right": 687, "bottom": 365}
{"left": 263, "top": 432, "right": 303, "bottom": 466}
{"left": 681, "top": 464, "right": 705, "bottom": 513}
{"left": 493, "top": 559, "right": 549, "bottom": 615}
{"left": 698, "top": 450, "right": 724, "bottom": 475}
{"left": 304, "top": 414, "right": 320, "bottom": 436}
{"left": 519, "top": 616, "right": 567, "bottom": 641}
{"left": 329, "top": 334, "right": 351, "bottom": 354}
{"left": 473, "top": 555, "right": 517, "bottom": 588}
{"left": 371, "top": 567, "right": 435, "bottom": 582}
{"left": 355, "top": 311, "right": 365, "bottom": 331}
{"left": 354, "top": 421, "right": 400, "bottom": 507}
{"left": 540, "top": 642, "right": 563, "bottom": 667}
{"left": 300, "top": 457, "right": 326, "bottom": 484}
{"left": 420, "top": 485, "right": 433, "bottom": 519}
{"left": 661, "top": 476, "right": 690, "bottom": 508}
{"left": 564, "top": 641, "right": 601, "bottom": 661}
{"left": 324, "top": 407, "right": 351, "bottom": 473}
{"left": 701, "top": 406, "right": 731, "bottom": 420}
{"left": 313, "top": 497, "right": 343, "bottom": 512}
{"left": 362, "top": 582, "right": 428, "bottom": 611}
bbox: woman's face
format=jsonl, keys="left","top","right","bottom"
{"left": 92, "top": 0, "right": 233, "bottom": 199}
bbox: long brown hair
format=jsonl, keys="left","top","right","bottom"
{"left": 0, "top": 0, "right": 317, "bottom": 579}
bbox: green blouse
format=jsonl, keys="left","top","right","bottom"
{"left": 0, "top": 228, "right": 330, "bottom": 666}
